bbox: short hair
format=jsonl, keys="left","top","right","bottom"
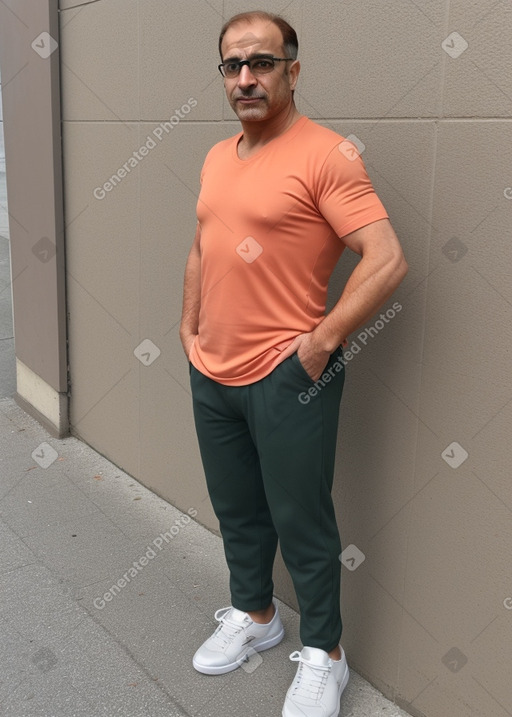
{"left": 218, "top": 11, "right": 299, "bottom": 61}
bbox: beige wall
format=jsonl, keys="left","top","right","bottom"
{"left": 0, "top": 0, "right": 68, "bottom": 435}
{"left": 57, "top": 1, "right": 512, "bottom": 716}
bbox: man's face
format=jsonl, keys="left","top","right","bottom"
{"left": 220, "top": 19, "right": 299, "bottom": 122}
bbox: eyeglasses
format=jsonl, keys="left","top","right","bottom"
{"left": 218, "top": 55, "right": 295, "bottom": 78}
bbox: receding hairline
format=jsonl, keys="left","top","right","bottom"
{"left": 218, "top": 11, "right": 298, "bottom": 60}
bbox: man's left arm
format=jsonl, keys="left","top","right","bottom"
{"left": 295, "top": 217, "right": 408, "bottom": 380}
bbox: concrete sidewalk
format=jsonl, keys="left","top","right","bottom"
{"left": 0, "top": 397, "right": 413, "bottom": 717}
{"left": 0, "top": 232, "right": 411, "bottom": 716}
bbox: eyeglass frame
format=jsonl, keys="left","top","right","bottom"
{"left": 218, "top": 54, "right": 295, "bottom": 78}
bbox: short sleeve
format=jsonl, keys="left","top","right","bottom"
{"left": 314, "top": 142, "right": 389, "bottom": 239}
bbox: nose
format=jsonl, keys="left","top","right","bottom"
{"left": 237, "top": 63, "right": 257, "bottom": 90}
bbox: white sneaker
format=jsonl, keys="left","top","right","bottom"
{"left": 282, "top": 645, "right": 349, "bottom": 717}
{"left": 192, "top": 598, "right": 284, "bottom": 675}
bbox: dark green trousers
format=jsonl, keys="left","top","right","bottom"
{"left": 189, "top": 346, "right": 345, "bottom": 652}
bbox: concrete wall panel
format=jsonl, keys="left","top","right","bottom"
{"left": 0, "top": 0, "right": 68, "bottom": 435}
{"left": 60, "top": 0, "right": 140, "bottom": 121}
{"left": 442, "top": 0, "right": 512, "bottom": 118}
{"left": 299, "top": 0, "right": 445, "bottom": 120}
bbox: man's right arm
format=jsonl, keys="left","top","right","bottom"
{"left": 179, "top": 223, "right": 201, "bottom": 359}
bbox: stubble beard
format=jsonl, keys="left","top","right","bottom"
{"left": 230, "top": 90, "right": 269, "bottom": 121}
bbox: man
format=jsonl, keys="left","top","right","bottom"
{"left": 180, "top": 11, "right": 407, "bottom": 717}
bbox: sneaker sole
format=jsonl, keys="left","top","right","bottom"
{"left": 193, "top": 625, "right": 285, "bottom": 675}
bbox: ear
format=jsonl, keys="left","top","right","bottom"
{"left": 289, "top": 60, "right": 301, "bottom": 90}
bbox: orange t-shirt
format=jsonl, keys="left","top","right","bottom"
{"left": 189, "top": 115, "right": 389, "bottom": 386}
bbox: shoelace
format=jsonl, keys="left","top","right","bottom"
{"left": 289, "top": 651, "right": 331, "bottom": 702}
{"left": 210, "top": 607, "right": 248, "bottom": 649}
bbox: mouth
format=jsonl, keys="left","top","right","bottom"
{"left": 235, "top": 97, "right": 264, "bottom": 104}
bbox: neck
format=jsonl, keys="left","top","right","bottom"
{"left": 239, "top": 104, "right": 302, "bottom": 150}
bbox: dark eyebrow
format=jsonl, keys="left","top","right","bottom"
{"left": 222, "top": 53, "right": 274, "bottom": 63}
